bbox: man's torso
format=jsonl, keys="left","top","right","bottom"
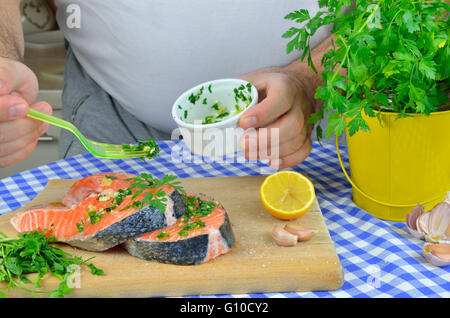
{"left": 55, "top": 0, "right": 330, "bottom": 132}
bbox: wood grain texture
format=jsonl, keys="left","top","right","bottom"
{"left": 0, "top": 176, "right": 344, "bottom": 297}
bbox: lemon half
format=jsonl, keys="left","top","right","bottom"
{"left": 260, "top": 171, "right": 315, "bottom": 220}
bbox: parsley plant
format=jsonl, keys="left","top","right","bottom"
{"left": 284, "top": 0, "right": 449, "bottom": 138}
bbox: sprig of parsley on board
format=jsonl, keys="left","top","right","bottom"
{"left": 0, "top": 230, "right": 103, "bottom": 298}
{"left": 283, "top": 0, "right": 449, "bottom": 139}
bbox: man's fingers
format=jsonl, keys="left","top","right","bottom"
{"left": 241, "top": 120, "right": 312, "bottom": 168}
{"left": 30, "top": 101, "right": 52, "bottom": 116}
{"left": 30, "top": 101, "right": 52, "bottom": 134}
{"left": 0, "top": 95, "right": 30, "bottom": 121}
{"left": 0, "top": 139, "right": 38, "bottom": 168}
{"left": 238, "top": 72, "right": 267, "bottom": 92}
{"left": 0, "top": 100, "right": 52, "bottom": 143}
{"left": 270, "top": 138, "right": 312, "bottom": 170}
{"left": 0, "top": 118, "right": 39, "bottom": 143}
{"left": 0, "top": 126, "right": 42, "bottom": 157}
{"left": 239, "top": 74, "right": 293, "bottom": 130}
{"left": 240, "top": 105, "right": 306, "bottom": 152}
{"left": 0, "top": 58, "right": 39, "bottom": 103}
{"left": 244, "top": 134, "right": 307, "bottom": 161}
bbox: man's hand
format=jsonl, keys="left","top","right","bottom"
{"left": 238, "top": 70, "right": 314, "bottom": 169}
{"left": 0, "top": 57, "right": 52, "bottom": 167}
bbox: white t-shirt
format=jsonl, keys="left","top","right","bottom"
{"left": 55, "top": 0, "right": 330, "bottom": 133}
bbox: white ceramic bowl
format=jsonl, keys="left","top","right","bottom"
{"left": 172, "top": 79, "right": 258, "bottom": 157}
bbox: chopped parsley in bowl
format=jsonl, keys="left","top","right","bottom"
{"left": 173, "top": 79, "right": 257, "bottom": 127}
{"left": 172, "top": 78, "right": 258, "bottom": 157}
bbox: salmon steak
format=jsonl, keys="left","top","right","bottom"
{"left": 10, "top": 172, "right": 186, "bottom": 252}
{"left": 125, "top": 192, "right": 235, "bottom": 265}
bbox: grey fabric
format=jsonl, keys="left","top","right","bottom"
{"left": 58, "top": 46, "right": 170, "bottom": 159}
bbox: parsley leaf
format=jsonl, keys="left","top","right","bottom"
{"left": 124, "top": 173, "right": 185, "bottom": 213}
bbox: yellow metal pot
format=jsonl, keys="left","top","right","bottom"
{"left": 337, "top": 109, "right": 450, "bottom": 222}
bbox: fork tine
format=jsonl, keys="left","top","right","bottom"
{"left": 99, "top": 154, "right": 147, "bottom": 159}
{"left": 89, "top": 143, "right": 123, "bottom": 150}
{"left": 90, "top": 142, "right": 149, "bottom": 153}
{"left": 102, "top": 152, "right": 148, "bottom": 157}
{"left": 100, "top": 149, "right": 147, "bottom": 155}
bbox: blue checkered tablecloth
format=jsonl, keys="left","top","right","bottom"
{"left": 0, "top": 140, "right": 448, "bottom": 298}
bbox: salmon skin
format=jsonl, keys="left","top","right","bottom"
{"left": 125, "top": 192, "right": 235, "bottom": 265}
{"left": 10, "top": 173, "right": 186, "bottom": 252}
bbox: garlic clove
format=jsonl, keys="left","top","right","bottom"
{"left": 416, "top": 211, "right": 430, "bottom": 235}
{"left": 423, "top": 243, "right": 450, "bottom": 267}
{"left": 284, "top": 224, "right": 316, "bottom": 241}
{"left": 272, "top": 225, "right": 298, "bottom": 247}
{"left": 101, "top": 176, "right": 113, "bottom": 186}
{"left": 406, "top": 204, "right": 422, "bottom": 231}
{"left": 406, "top": 204, "right": 426, "bottom": 239}
{"left": 445, "top": 191, "right": 450, "bottom": 204}
{"left": 427, "top": 201, "right": 450, "bottom": 242}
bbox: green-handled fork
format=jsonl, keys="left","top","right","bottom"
{"left": 27, "top": 109, "right": 160, "bottom": 160}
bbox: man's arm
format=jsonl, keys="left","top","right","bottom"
{"left": 0, "top": 0, "right": 24, "bottom": 60}
{"left": 282, "top": 35, "right": 332, "bottom": 112}
{"left": 241, "top": 35, "right": 332, "bottom": 114}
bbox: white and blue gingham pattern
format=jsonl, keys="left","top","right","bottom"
{"left": 0, "top": 140, "right": 448, "bottom": 298}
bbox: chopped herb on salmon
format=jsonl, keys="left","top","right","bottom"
{"left": 182, "top": 194, "right": 217, "bottom": 221}
{"left": 76, "top": 220, "right": 85, "bottom": 233}
{"left": 125, "top": 191, "right": 235, "bottom": 265}
{"left": 11, "top": 172, "right": 187, "bottom": 253}
{"left": 123, "top": 174, "right": 185, "bottom": 213}
{"left": 156, "top": 230, "right": 170, "bottom": 239}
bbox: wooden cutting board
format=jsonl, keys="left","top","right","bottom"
{"left": 0, "top": 175, "right": 344, "bottom": 297}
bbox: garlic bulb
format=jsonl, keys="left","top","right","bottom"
{"left": 405, "top": 192, "right": 450, "bottom": 267}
